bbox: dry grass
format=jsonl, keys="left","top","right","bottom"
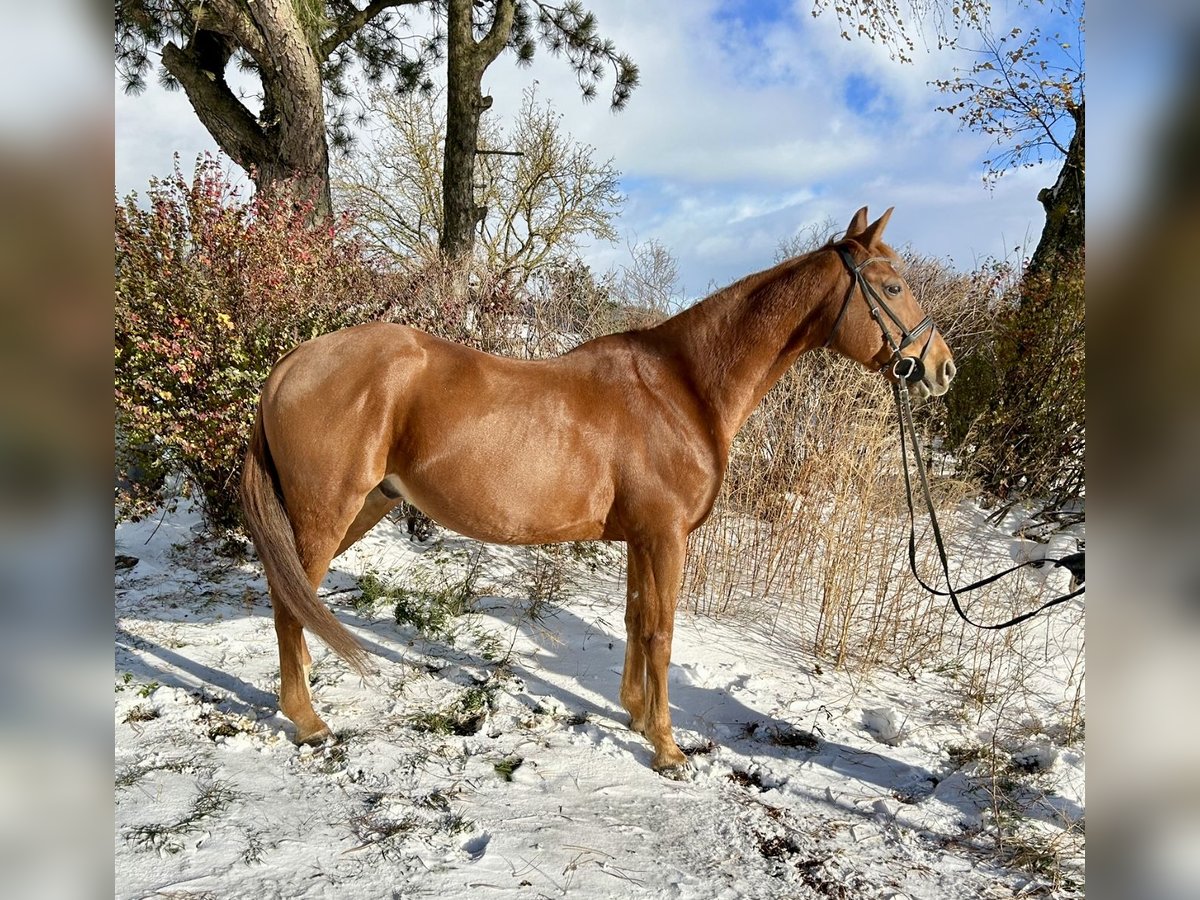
{"left": 681, "top": 252, "right": 1005, "bottom": 670}
{"left": 681, "top": 356, "right": 973, "bottom": 669}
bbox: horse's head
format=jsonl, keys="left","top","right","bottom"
{"left": 824, "top": 207, "right": 956, "bottom": 399}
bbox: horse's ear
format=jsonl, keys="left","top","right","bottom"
{"left": 858, "top": 207, "right": 894, "bottom": 248}
{"left": 845, "top": 207, "right": 869, "bottom": 239}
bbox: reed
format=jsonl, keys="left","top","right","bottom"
{"left": 678, "top": 252, "right": 1006, "bottom": 671}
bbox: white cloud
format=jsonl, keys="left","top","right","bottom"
{"left": 473, "top": 0, "right": 1058, "bottom": 286}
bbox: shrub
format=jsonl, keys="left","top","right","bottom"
{"left": 371, "top": 257, "right": 523, "bottom": 354}
{"left": 114, "top": 156, "right": 385, "bottom": 530}
{"left": 944, "top": 254, "right": 1085, "bottom": 517}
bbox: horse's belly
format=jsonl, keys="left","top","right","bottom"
{"left": 388, "top": 463, "right": 612, "bottom": 546}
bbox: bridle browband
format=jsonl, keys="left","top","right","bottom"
{"left": 824, "top": 246, "right": 937, "bottom": 385}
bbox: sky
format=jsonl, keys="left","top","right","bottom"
{"left": 113, "top": 0, "right": 1079, "bottom": 297}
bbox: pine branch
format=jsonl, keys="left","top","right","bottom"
{"left": 320, "top": 0, "right": 425, "bottom": 61}
{"left": 476, "top": 0, "right": 517, "bottom": 70}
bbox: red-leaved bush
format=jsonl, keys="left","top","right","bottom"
{"left": 115, "top": 157, "right": 386, "bottom": 530}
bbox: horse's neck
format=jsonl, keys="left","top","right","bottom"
{"left": 651, "top": 251, "right": 837, "bottom": 444}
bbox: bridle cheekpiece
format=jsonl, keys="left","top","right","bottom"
{"left": 824, "top": 247, "right": 937, "bottom": 384}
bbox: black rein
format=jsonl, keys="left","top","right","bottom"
{"left": 831, "top": 244, "right": 1085, "bottom": 630}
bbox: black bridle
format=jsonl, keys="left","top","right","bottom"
{"left": 824, "top": 247, "right": 937, "bottom": 384}
{"left": 892, "top": 377, "right": 1085, "bottom": 630}
{"left": 828, "top": 245, "right": 1085, "bottom": 630}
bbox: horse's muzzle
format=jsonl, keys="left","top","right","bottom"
{"left": 900, "top": 357, "right": 955, "bottom": 399}
{"left": 924, "top": 358, "right": 956, "bottom": 397}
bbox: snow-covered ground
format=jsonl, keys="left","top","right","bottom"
{"left": 115, "top": 504, "right": 1084, "bottom": 899}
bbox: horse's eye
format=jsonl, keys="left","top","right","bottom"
{"left": 885, "top": 283, "right": 903, "bottom": 296}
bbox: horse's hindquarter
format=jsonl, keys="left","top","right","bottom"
{"left": 261, "top": 323, "right": 417, "bottom": 502}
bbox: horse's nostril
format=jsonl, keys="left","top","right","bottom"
{"left": 943, "top": 359, "right": 957, "bottom": 382}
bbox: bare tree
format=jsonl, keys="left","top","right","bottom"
{"left": 618, "top": 239, "right": 681, "bottom": 315}
{"left": 336, "top": 89, "right": 447, "bottom": 261}
{"left": 812, "top": 0, "right": 993, "bottom": 62}
{"left": 931, "top": 3, "right": 1084, "bottom": 272}
{"left": 336, "top": 86, "right": 622, "bottom": 281}
{"left": 774, "top": 215, "right": 841, "bottom": 262}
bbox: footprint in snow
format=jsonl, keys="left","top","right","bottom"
{"left": 462, "top": 831, "right": 490, "bottom": 861}
{"left": 862, "top": 707, "right": 904, "bottom": 745}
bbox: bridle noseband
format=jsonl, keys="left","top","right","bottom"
{"left": 824, "top": 247, "right": 937, "bottom": 384}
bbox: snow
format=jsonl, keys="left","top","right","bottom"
{"left": 115, "top": 503, "right": 1084, "bottom": 899}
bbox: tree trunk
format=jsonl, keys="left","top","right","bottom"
{"left": 442, "top": 0, "right": 487, "bottom": 263}
{"left": 1027, "top": 102, "right": 1084, "bottom": 280}
{"left": 440, "top": 0, "right": 515, "bottom": 265}
{"left": 249, "top": 0, "right": 333, "bottom": 219}
{"left": 970, "top": 102, "right": 1086, "bottom": 506}
{"left": 161, "top": 0, "right": 332, "bottom": 221}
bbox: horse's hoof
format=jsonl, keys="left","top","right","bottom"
{"left": 295, "top": 723, "right": 334, "bottom": 745}
{"left": 654, "top": 761, "right": 694, "bottom": 781}
{"left": 652, "top": 746, "right": 692, "bottom": 779}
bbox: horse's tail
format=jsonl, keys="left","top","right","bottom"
{"left": 240, "top": 408, "right": 371, "bottom": 675}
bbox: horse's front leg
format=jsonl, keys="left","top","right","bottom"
{"left": 620, "top": 548, "right": 648, "bottom": 734}
{"left": 627, "top": 533, "right": 688, "bottom": 776}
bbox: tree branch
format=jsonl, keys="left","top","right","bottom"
{"left": 477, "top": 0, "right": 517, "bottom": 68}
{"left": 320, "top": 0, "right": 424, "bottom": 61}
{"left": 986, "top": 33, "right": 1068, "bottom": 158}
{"left": 161, "top": 40, "right": 272, "bottom": 168}
{"left": 200, "top": 0, "right": 269, "bottom": 63}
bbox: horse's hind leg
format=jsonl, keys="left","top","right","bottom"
{"left": 275, "top": 490, "right": 385, "bottom": 743}
{"left": 274, "top": 602, "right": 329, "bottom": 743}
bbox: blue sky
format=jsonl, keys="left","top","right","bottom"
{"left": 114, "top": 0, "right": 1080, "bottom": 297}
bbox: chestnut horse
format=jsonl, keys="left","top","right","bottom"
{"left": 241, "top": 207, "right": 955, "bottom": 775}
